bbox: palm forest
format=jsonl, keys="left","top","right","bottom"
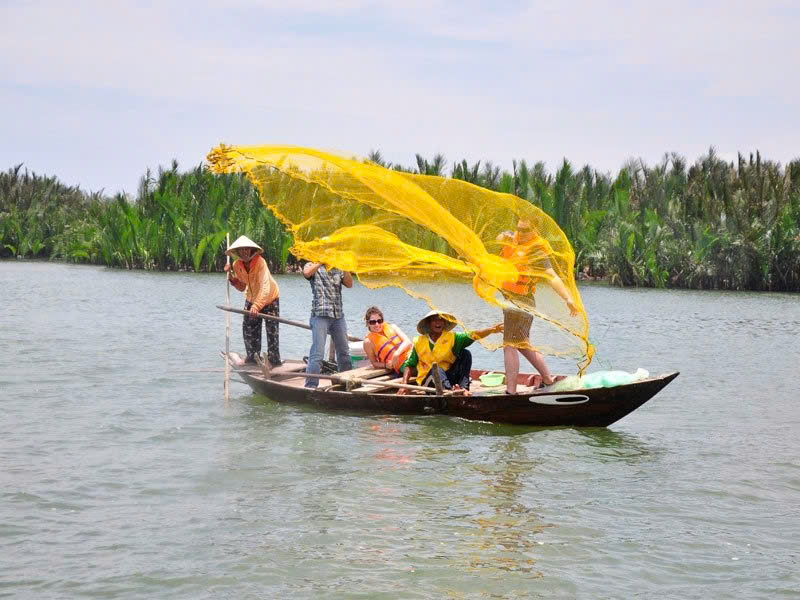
{"left": 1, "top": 148, "right": 798, "bottom": 292}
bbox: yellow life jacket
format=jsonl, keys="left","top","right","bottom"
{"left": 413, "top": 331, "right": 457, "bottom": 385}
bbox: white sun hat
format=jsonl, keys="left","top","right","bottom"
{"left": 226, "top": 235, "right": 263, "bottom": 257}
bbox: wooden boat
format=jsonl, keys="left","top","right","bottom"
{"left": 228, "top": 358, "right": 679, "bottom": 427}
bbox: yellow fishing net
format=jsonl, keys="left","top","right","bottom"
{"left": 208, "top": 144, "right": 594, "bottom": 371}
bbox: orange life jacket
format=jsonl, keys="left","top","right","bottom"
{"left": 366, "top": 323, "right": 409, "bottom": 371}
{"left": 499, "top": 233, "right": 546, "bottom": 295}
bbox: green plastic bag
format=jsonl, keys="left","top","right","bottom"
{"left": 548, "top": 368, "right": 649, "bottom": 391}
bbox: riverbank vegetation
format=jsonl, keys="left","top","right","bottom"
{"left": 2, "top": 148, "right": 798, "bottom": 291}
{"left": 0, "top": 162, "right": 292, "bottom": 272}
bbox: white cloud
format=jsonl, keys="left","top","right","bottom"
{"left": 1, "top": 0, "right": 798, "bottom": 193}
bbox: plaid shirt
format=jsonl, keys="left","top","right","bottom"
{"left": 308, "top": 266, "right": 346, "bottom": 318}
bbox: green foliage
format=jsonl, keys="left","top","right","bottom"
{"left": 415, "top": 153, "right": 447, "bottom": 176}
{"left": 451, "top": 159, "right": 482, "bottom": 184}
{"left": 574, "top": 147, "right": 800, "bottom": 291}
{"left": 2, "top": 147, "right": 799, "bottom": 291}
{"left": 0, "top": 162, "right": 291, "bottom": 273}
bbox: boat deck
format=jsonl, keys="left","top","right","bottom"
{"left": 232, "top": 359, "right": 543, "bottom": 395}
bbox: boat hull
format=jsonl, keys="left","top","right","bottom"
{"left": 235, "top": 366, "right": 679, "bottom": 427}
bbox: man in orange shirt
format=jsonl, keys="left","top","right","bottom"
{"left": 498, "top": 219, "right": 577, "bottom": 393}
{"left": 223, "top": 235, "right": 282, "bottom": 366}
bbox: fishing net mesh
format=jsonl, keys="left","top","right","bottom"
{"left": 208, "top": 144, "right": 594, "bottom": 371}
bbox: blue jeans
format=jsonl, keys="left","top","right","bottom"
{"left": 305, "top": 315, "right": 351, "bottom": 388}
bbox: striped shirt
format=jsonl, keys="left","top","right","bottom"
{"left": 308, "top": 266, "right": 345, "bottom": 318}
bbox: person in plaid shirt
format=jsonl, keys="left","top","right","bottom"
{"left": 303, "top": 262, "right": 354, "bottom": 388}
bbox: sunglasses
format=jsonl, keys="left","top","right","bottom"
{"left": 367, "top": 318, "right": 384, "bottom": 325}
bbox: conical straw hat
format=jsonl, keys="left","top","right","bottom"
{"left": 416, "top": 310, "right": 457, "bottom": 335}
{"left": 226, "top": 235, "right": 263, "bottom": 256}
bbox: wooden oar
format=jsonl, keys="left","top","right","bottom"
{"left": 224, "top": 234, "right": 231, "bottom": 404}
{"left": 302, "top": 372, "right": 449, "bottom": 394}
{"left": 216, "top": 305, "right": 363, "bottom": 342}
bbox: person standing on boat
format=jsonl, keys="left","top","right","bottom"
{"left": 398, "top": 311, "right": 503, "bottom": 395}
{"left": 224, "top": 235, "right": 282, "bottom": 367}
{"left": 303, "top": 262, "right": 354, "bottom": 388}
{"left": 362, "top": 306, "right": 412, "bottom": 374}
{"left": 498, "top": 219, "right": 577, "bottom": 393}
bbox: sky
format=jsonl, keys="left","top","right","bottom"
{"left": 2, "top": 0, "right": 799, "bottom": 196}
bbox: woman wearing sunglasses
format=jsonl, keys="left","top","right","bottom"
{"left": 362, "top": 306, "right": 412, "bottom": 374}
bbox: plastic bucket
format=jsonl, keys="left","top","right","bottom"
{"left": 479, "top": 372, "right": 505, "bottom": 387}
{"left": 349, "top": 341, "right": 366, "bottom": 369}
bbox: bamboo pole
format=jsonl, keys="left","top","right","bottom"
{"left": 301, "top": 372, "right": 447, "bottom": 394}
{"left": 216, "top": 305, "right": 363, "bottom": 342}
{"left": 430, "top": 362, "right": 445, "bottom": 395}
{"left": 224, "top": 234, "right": 231, "bottom": 404}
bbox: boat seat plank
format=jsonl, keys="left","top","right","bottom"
{"left": 352, "top": 375, "right": 403, "bottom": 394}
{"left": 271, "top": 360, "right": 307, "bottom": 375}
{"left": 269, "top": 362, "right": 311, "bottom": 380}
{"left": 336, "top": 365, "right": 393, "bottom": 380}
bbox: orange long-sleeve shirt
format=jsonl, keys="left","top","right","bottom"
{"left": 230, "top": 255, "right": 279, "bottom": 310}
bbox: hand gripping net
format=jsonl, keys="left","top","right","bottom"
{"left": 208, "top": 144, "right": 594, "bottom": 372}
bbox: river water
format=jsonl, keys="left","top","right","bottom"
{"left": 1, "top": 261, "right": 798, "bottom": 599}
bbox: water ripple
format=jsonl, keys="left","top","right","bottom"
{"left": 1, "top": 263, "right": 799, "bottom": 598}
